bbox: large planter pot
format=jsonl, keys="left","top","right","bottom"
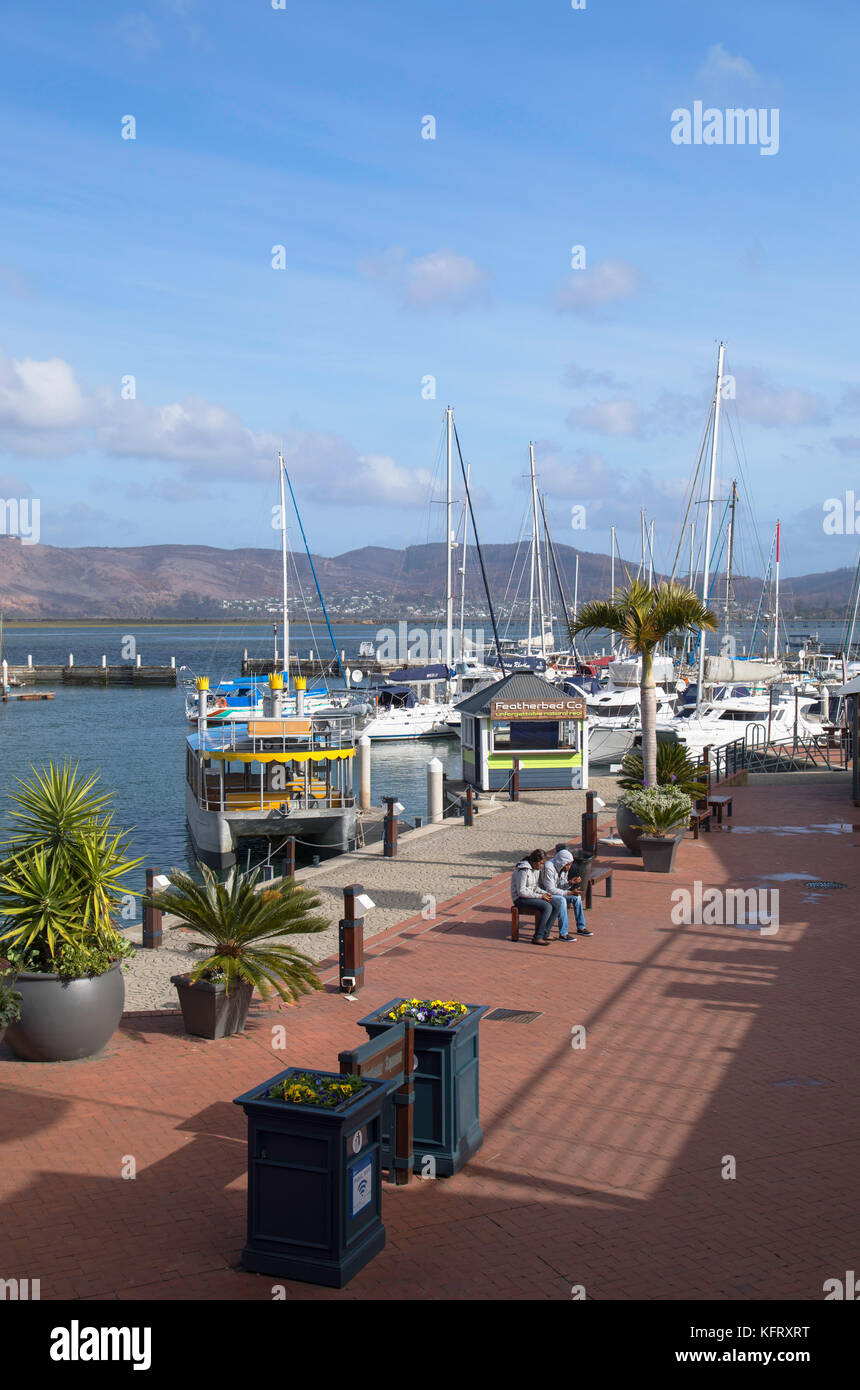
{"left": 640, "top": 833, "right": 684, "bottom": 874}
{"left": 359, "top": 999, "right": 490, "bottom": 1177}
{"left": 234, "top": 1067, "right": 388, "bottom": 1288}
{"left": 616, "top": 802, "right": 645, "bottom": 856}
{"left": 4, "top": 961, "right": 125, "bottom": 1062}
{"left": 170, "top": 974, "right": 254, "bottom": 1039}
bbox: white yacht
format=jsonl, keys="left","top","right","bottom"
{"left": 657, "top": 690, "right": 824, "bottom": 757}
{"left": 585, "top": 652, "right": 678, "bottom": 765}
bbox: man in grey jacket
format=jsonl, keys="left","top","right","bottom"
{"left": 540, "top": 848, "right": 593, "bottom": 939}
{"left": 510, "top": 850, "right": 560, "bottom": 944}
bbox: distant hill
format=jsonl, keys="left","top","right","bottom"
{"left": 0, "top": 535, "right": 853, "bottom": 620}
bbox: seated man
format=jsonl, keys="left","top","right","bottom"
{"left": 510, "top": 849, "right": 560, "bottom": 945}
{"left": 540, "top": 848, "right": 593, "bottom": 939}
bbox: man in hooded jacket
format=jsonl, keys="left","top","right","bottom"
{"left": 539, "top": 848, "right": 593, "bottom": 940}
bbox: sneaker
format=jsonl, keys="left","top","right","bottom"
{"left": 558, "top": 934, "right": 576, "bottom": 943}
{"left": 576, "top": 927, "right": 593, "bottom": 937}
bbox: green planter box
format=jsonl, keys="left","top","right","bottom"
{"left": 234, "top": 1067, "right": 389, "bottom": 1288}
{"left": 358, "top": 1000, "right": 489, "bottom": 1177}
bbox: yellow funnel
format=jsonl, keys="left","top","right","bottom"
{"left": 294, "top": 676, "right": 307, "bottom": 690}
{"left": 268, "top": 673, "right": 284, "bottom": 690}
{"left": 196, "top": 677, "right": 209, "bottom": 691}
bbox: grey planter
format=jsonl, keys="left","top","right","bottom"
{"left": 170, "top": 974, "right": 254, "bottom": 1038}
{"left": 4, "top": 961, "right": 125, "bottom": 1062}
{"left": 616, "top": 802, "right": 645, "bottom": 856}
{"left": 640, "top": 833, "right": 684, "bottom": 874}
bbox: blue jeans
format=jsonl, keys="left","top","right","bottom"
{"left": 514, "top": 896, "right": 559, "bottom": 939}
{"left": 550, "top": 893, "right": 587, "bottom": 936}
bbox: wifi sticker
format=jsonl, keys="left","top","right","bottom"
{"left": 351, "top": 1158, "right": 373, "bottom": 1217}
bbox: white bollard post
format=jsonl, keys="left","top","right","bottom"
{"left": 2, "top": 659, "right": 8, "bottom": 693}
{"left": 136, "top": 653, "right": 141, "bottom": 668}
{"left": 357, "top": 735, "right": 372, "bottom": 811}
{"left": 101, "top": 655, "right": 107, "bottom": 668}
{"left": 171, "top": 656, "right": 176, "bottom": 669}
{"left": 68, "top": 653, "right": 74, "bottom": 667}
{"left": 27, "top": 654, "right": 33, "bottom": 667}
{"left": 427, "top": 756, "right": 443, "bottom": 825}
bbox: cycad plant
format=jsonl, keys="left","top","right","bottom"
{"left": 570, "top": 580, "right": 717, "bottom": 786}
{"left": 618, "top": 742, "right": 708, "bottom": 799}
{"left": 0, "top": 762, "right": 141, "bottom": 974}
{"left": 144, "top": 864, "right": 329, "bottom": 1003}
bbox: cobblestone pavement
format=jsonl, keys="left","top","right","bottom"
{"left": 2, "top": 780, "right": 857, "bottom": 1301}
{"left": 123, "top": 777, "right": 622, "bottom": 1012}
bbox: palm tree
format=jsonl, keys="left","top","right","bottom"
{"left": 570, "top": 579, "right": 717, "bottom": 786}
{"left": 144, "top": 864, "right": 329, "bottom": 1003}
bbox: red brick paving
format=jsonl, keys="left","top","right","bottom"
{"left": 1, "top": 781, "right": 858, "bottom": 1300}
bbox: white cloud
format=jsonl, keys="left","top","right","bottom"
{"left": 735, "top": 368, "right": 828, "bottom": 427}
{"left": 699, "top": 43, "right": 759, "bottom": 85}
{"left": 359, "top": 246, "right": 490, "bottom": 311}
{"left": 567, "top": 399, "right": 644, "bottom": 437}
{"left": 555, "top": 259, "right": 643, "bottom": 315}
{"left": 0, "top": 350, "right": 433, "bottom": 508}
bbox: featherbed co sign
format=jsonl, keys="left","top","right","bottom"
{"left": 490, "top": 699, "right": 586, "bottom": 721}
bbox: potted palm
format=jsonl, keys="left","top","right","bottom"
{"left": 0, "top": 979, "right": 23, "bottom": 1047}
{"left": 144, "top": 863, "right": 328, "bottom": 1039}
{"left": 0, "top": 762, "right": 140, "bottom": 1062}
{"left": 620, "top": 786, "right": 692, "bottom": 873}
{"left": 615, "top": 744, "right": 708, "bottom": 855}
{"left": 570, "top": 579, "right": 717, "bottom": 788}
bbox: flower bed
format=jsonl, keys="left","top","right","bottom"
{"left": 380, "top": 998, "right": 470, "bottom": 1028}
{"left": 265, "top": 1070, "right": 367, "bottom": 1108}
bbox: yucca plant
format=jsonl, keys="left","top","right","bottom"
{"left": 144, "top": 864, "right": 329, "bottom": 1003}
{"left": 618, "top": 742, "right": 708, "bottom": 799}
{"left": 0, "top": 761, "right": 141, "bottom": 974}
{"left": 621, "top": 785, "right": 692, "bottom": 836}
{"left": 570, "top": 580, "right": 717, "bottom": 787}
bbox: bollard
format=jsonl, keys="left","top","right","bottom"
{"left": 464, "top": 784, "right": 474, "bottom": 827}
{"left": 283, "top": 836, "right": 296, "bottom": 880}
{"left": 581, "top": 790, "right": 598, "bottom": 853}
{"left": 413, "top": 815, "right": 423, "bottom": 829}
{"left": 101, "top": 655, "right": 107, "bottom": 668}
{"left": 383, "top": 797, "right": 399, "bottom": 857}
{"left": 357, "top": 735, "right": 372, "bottom": 810}
{"left": 339, "top": 883, "right": 366, "bottom": 992}
{"left": 510, "top": 758, "right": 520, "bottom": 802}
{"left": 171, "top": 656, "right": 176, "bottom": 669}
{"left": 426, "top": 756, "right": 443, "bottom": 824}
{"left": 68, "top": 653, "right": 74, "bottom": 667}
{"left": 142, "top": 868, "right": 163, "bottom": 949}
{"left": 136, "top": 653, "right": 141, "bottom": 668}
{"left": 27, "top": 654, "right": 33, "bottom": 667}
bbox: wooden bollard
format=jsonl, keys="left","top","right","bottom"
{"left": 581, "top": 791, "right": 598, "bottom": 853}
{"left": 464, "top": 784, "right": 474, "bottom": 826}
{"left": 142, "top": 867, "right": 163, "bottom": 949}
{"left": 283, "top": 836, "right": 296, "bottom": 880}
{"left": 510, "top": 758, "right": 520, "bottom": 802}
{"left": 383, "top": 797, "right": 399, "bottom": 857}
{"left": 339, "top": 883, "right": 366, "bottom": 993}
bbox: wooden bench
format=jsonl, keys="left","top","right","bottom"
{"left": 583, "top": 866, "right": 613, "bottom": 909}
{"left": 510, "top": 902, "right": 545, "bottom": 942}
{"left": 707, "top": 793, "right": 734, "bottom": 824}
{"left": 689, "top": 807, "right": 711, "bottom": 839}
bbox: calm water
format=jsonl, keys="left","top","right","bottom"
{"left": 0, "top": 618, "right": 845, "bottom": 895}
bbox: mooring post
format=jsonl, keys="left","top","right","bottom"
{"left": 357, "top": 735, "right": 371, "bottom": 810}
{"left": 427, "top": 756, "right": 443, "bottom": 824}
{"left": 142, "top": 868, "right": 163, "bottom": 949}
{"left": 464, "top": 784, "right": 474, "bottom": 827}
{"left": 339, "top": 883, "right": 366, "bottom": 992}
{"left": 283, "top": 836, "right": 296, "bottom": 880}
{"left": 510, "top": 758, "right": 520, "bottom": 802}
{"left": 383, "top": 797, "right": 399, "bottom": 857}
{"left": 581, "top": 791, "right": 598, "bottom": 853}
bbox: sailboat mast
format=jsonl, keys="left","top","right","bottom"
{"left": 278, "top": 451, "right": 289, "bottom": 677}
{"left": 574, "top": 554, "right": 579, "bottom": 620}
{"left": 697, "top": 341, "right": 725, "bottom": 710}
{"left": 610, "top": 525, "right": 615, "bottom": 597}
{"left": 725, "top": 479, "right": 737, "bottom": 619}
{"left": 689, "top": 520, "right": 696, "bottom": 588}
{"left": 648, "top": 520, "right": 654, "bottom": 588}
{"left": 445, "top": 407, "right": 454, "bottom": 675}
{"left": 528, "top": 442, "right": 547, "bottom": 655}
{"left": 459, "top": 464, "right": 470, "bottom": 657}
{"left": 773, "top": 520, "right": 780, "bottom": 661}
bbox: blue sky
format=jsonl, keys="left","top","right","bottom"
{"left": 1, "top": 0, "right": 858, "bottom": 579}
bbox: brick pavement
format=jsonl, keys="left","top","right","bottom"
{"left": 1, "top": 779, "right": 857, "bottom": 1301}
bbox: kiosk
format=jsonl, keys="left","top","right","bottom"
{"left": 455, "top": 670, "right": 588, "bottom": 792}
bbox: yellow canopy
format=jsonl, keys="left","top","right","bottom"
{"left": 205, "top": 748, "right": 354, "bottom": 764}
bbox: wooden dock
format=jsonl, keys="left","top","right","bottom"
{"left": 2, "top": 689, "right": 55, "bottom": 701}
{"left": 4, "top": 665, "right": 177, "bottom": 687}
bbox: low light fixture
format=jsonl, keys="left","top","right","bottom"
{"left": 355, "top": 892, "right": 375, "bottom": 913}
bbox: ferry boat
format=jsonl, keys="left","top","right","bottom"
{"left": 185, "top": 681, "right": 358, "bottom": 869}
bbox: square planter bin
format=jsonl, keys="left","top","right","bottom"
{"left": 639, "top": 833, "right": 684, "bottom": 874}
{"left": 233, "top": 1068, "right": 389, "bottom": 1288}
{"left": 170, "top": 974, "right": 253, "bottom": 1039}
{"left": 359, "top": 1000, "right": 490, "bottom": 1177}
